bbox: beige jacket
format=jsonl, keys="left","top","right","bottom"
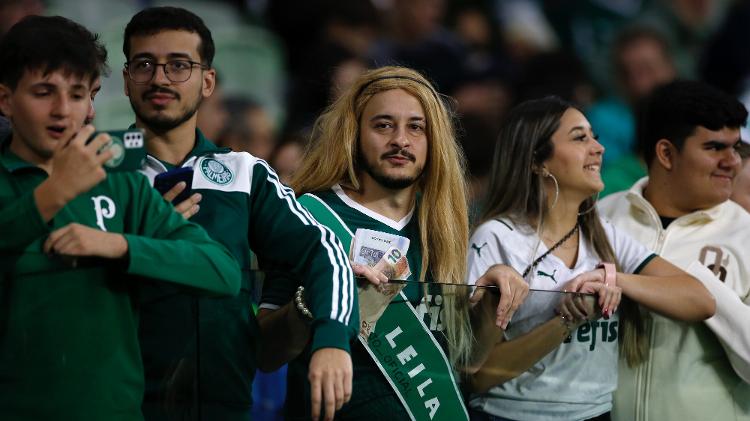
{"left": 600, "top": 178, "right": 750, "bottom": 421}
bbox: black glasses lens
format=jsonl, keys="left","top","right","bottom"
{"left": 165, "top": 61, "right": 192, "bottom": 82}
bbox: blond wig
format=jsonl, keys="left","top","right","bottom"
{"left": 290, "top": 66, "right": 474, "bottom": 366}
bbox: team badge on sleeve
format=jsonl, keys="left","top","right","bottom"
{"left": 200, "top": 158, "right": 233, "bottom": 185}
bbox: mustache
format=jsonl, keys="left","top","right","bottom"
{"left": 381, "top": 148, "right": 416, "bottom": 162}
{"left": 142, "top": 86, "right": 181, "bottom": 101}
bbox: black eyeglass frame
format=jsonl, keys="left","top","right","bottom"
{"left": 124, "top": 59, "right": 209, "bottom": 84}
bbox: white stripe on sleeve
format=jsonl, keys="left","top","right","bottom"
{"left": 256, "top": 160, "right": 353, "bottom": 324}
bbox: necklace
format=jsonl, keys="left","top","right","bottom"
{"left": 522, "top": 223, "right": 579, "bottom": 278}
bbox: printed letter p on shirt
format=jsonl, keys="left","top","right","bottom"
{"left": 92, "top": 195, "right": 116, "bottom": 231}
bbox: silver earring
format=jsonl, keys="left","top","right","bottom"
{"left": 545, "top": 172, "right": 559, "bottom": 210}
{"left": 578, "top": 192, "right": 600, "bottom": 215}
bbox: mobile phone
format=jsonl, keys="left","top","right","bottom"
{"left": 154, "top": 167, "right": 194, "bottom": 204}
{"left": 88, "top": 129, "right": 146, "bottom": 172}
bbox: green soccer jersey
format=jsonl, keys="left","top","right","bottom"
{"left": 261, "top": 185, "right": 447, "bottom": 420}
{"left": 137, "top": 131, "right": 357, "bottom": 420}
{"left": 0, "top": 139, "right": 241, "bottom": 420}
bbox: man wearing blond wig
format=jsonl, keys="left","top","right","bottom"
{"left": 257, "top": 66, "right": 530, "bottom": 421}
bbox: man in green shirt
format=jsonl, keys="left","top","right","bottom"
{"left": 258, "top": 66, "right": 530, "bottom": 420}
{"left": 121, "top": 7, "right": 357, "bottom": 421}
{"left": 0, "top": 15, "right": 241, "bottom": 420}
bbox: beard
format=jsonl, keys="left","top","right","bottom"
{"left": 358, "top": 147, "right": 424, "bottom": 190}
{"left": 131, "top": 86, "right": 203, "bottom": 134}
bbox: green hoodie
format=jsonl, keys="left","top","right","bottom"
{"left": 0, "top": 139, "right": 241, "bottom": 420}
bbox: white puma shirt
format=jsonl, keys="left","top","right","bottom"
{"left": 466, "top": 217, "right": 654, "bottom": 421}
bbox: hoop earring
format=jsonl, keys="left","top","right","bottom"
{"left": 578, "top": 192, "right": 600, "bottom": 215}
{"left": 545, "top": 172, "right": 559, "bottom": 210}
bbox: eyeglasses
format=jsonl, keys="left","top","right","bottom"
{"left": 125, "top": 59, "right": 208, "bottom": 84}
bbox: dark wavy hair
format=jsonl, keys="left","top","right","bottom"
{"left": 0, "top": 15, "right": 108, "bottom": 89}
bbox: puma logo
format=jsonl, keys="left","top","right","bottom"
{"left": 472, "top": 242, "right": 488, "bottom": 257}
{"left": 537, "top": 269, "right": 557, "bottom": 283}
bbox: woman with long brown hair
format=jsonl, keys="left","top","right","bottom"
{"left": 464, "top": 96, "right": 715, "bottom": 421}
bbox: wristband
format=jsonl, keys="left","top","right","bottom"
{"left": 597, "top": 262, "right": 616, "bottom": 286}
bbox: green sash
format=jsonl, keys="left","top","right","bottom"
{"left": 300, "top": 194, "right": 469, "bottom": 421}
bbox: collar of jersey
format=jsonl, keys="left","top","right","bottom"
{"left": 331, "top": 183, "right": 415, "bottom": 231}
{"left": 625, "top": 176, "right": 723, "bottom": 226}
{"left": 129, "top": 124, "right": 231, "bottom": 170}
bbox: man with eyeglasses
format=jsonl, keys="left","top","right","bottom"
{"left": 122, "top": 7, "right": 359, "bottom": 421}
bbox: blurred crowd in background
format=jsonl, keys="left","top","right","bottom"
{"left": 2, "top": 0, "right": 750, "bottom": 418}
{"left": 3, "top": 0, "right": 750, "bottom": 208}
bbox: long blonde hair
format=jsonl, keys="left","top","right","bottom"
{"left": 480, "top": 96, "right": 647, "bottom": 366}
{"left": 291, "top": 66, "right": 474, "bottom": 365}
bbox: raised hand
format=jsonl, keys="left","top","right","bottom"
{"left": 48, "top": 125, "right": 113, "bottom": 201}
{"left": 35, "top": 125, "right": 114, "bottom": 222}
